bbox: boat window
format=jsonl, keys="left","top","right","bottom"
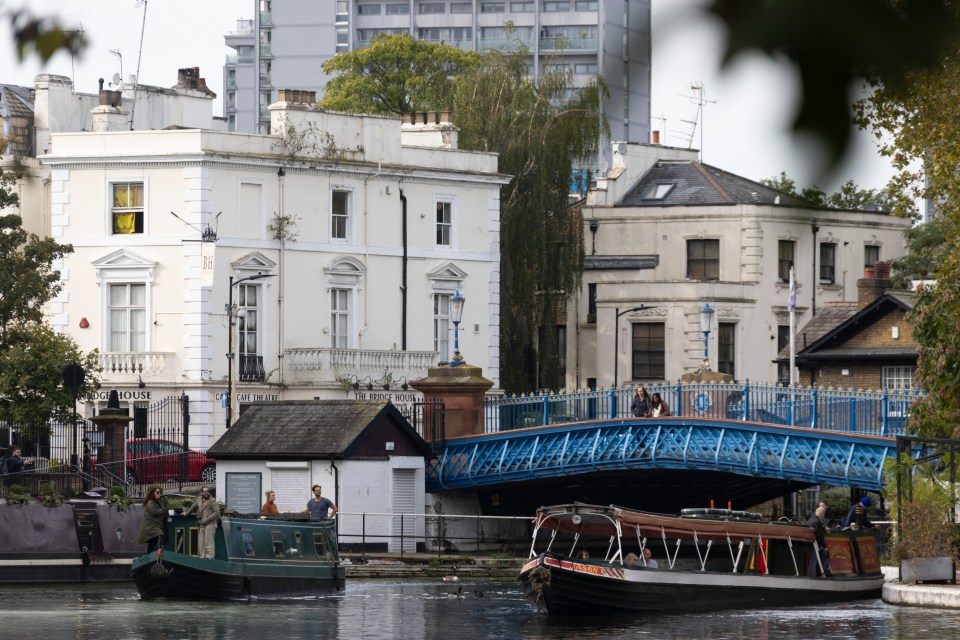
{"left": 174, "top": 528, "right": 185, "bottom": 554}
{"left": 241, "top": 529, "right": 256, "bottom": 556}
{"left": 189, "top": 528, "right": 200, "bottom": 556}
{"left": 313, "top": 530, "right": 332, "bottom": 559}
{"left": 272, "top": 531, "right": 285, "bottom": 558}
{"left": 294, "top": 532, "right": 304, "bottom": 558}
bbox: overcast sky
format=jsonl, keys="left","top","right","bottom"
{"left": 3, "top": 0, "right": 894, "bottom": 192}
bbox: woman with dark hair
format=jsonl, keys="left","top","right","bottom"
{"left": 631, "top": 386, "right": 650, "bottom": 418}
{"left": 648, "top": 393, "right": 670, "bottom": 418}
{"left": 137, "top": 485, "right": 166, "bottom": 552}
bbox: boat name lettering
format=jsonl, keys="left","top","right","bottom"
{"left": 95, "top": 390, "right": 153, "bottom": 401}
{"left": 573, "top": 563, "right": 603, "bottom": 575}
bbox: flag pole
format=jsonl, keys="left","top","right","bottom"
{"left": 789, "top": 266, "right": 796, "bottom": 387}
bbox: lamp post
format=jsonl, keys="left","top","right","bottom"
{"left": 699, "top": 303, "right": 715, "bottom": 370}
{"left": 226, "top": 272, "right": 276, "bottom": 430}
{"left": 449, "top": 288, "right": 465, "bottom": 367}
{"left": 62, "top": 362, "right": 84, "bottom": 470}
{"left": 613, "top": 306, "right": 646, "bottom": 388}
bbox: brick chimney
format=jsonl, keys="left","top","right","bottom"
{"left": 857, "top": 263, "right": 891, "bottom": 309}
{"left": 400, "top": 111, "right": 458, "bottom": 149}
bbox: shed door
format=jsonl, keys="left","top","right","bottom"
{"left": 391, "top": 469, "right": 416, "bottom": 553}
{"left": 271, "top": 468, "right": 310, "bottom": 513}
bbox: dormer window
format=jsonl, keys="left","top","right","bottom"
{"left": 643, "top": 183, "right": 674, "bottom": 200}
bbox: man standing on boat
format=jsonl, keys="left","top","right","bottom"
{"left": 304, "top": 485, "right": 338, "bottom": 519}
{"left": 843, "top": 496, "right": 874, "bottom": 530}
{"left": 184, "top": 486, "right": 221, "bottom": 559}
{"left": 807, "top": 505, "right": 831, "bottom": 577}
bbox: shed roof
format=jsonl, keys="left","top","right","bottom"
{"left": 207, "top": 400, "right": 432, "bottom": 460}
{"left": 777, "top": 292, "right": 917, "bottom": 363}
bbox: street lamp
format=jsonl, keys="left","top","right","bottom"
{"left": 226, "top": 272, "right": 276, "bottom": 430}
{"left": 449, "top": 288, "right": 465, "bottom": 367}
{"left": 613, "top": 306, "right": 646, "bottom": 388}
{"left": 699, "top": 303, "right": 715, "bottom": 370}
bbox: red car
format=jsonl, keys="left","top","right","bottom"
{"left": 93, "top": 439, "right": 216, "bottom": 485}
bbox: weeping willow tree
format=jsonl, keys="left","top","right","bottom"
{"left": 452, "top": 51, "right": 607, "bottom": 392}
{"left": 318, "top": 36, "right": 606, "bottom": 392}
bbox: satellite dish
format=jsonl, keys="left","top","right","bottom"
{"left": 617, "top": 142, "right": 627, "bottom": 154}
{"left": 112, "top": 73, "right": 122, "bottom": 86}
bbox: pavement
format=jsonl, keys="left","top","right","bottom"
{"left": 882, "top": 566, "right": 960, "bottom": 608}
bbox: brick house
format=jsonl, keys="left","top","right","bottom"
{"left": 780, "top": 270, "right": 918, "bottom": 390}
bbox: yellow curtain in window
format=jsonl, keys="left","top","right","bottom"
{"left": 114, "top": 212, "right": 136, "bottom": 234}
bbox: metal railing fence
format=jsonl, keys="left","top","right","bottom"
{"left": 332, "top": 511, "right": 532, "bottom": 559}
{"left": 484, "top": 381, "right": 922, "bottom": 437}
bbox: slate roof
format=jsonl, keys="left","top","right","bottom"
{"left": 0, "top": 84, "right": 34, "bottom": 120}
{"left": 619, "top": 160, "right": 818, "bottom": 208}
{"left": 777, "top": 292, "right": 917, "bottom": 362}
{"left": 778, "top": 303, "right": 859, "bottom": 359}
{"left": 207, "top": 400, "right": 430, "bottom": 459}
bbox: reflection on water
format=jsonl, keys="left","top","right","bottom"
{"left": 0, "top": 580, "right": 955, "bottom": 639}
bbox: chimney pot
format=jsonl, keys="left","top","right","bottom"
{"left": 652, "top": 130, "right": 660, "bottom": 144}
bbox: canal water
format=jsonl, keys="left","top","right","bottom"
{"left": 0, "top": 579, "right": 954, "bottom": 639}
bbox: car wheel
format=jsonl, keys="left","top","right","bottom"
{"left": 126, "top": 468, "right": 137, "bottom": 485}
{"left": 200, "top": 464, "right": 216, "bottom": 484}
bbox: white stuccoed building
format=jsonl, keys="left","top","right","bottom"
{"left": 2, "top": 69, "right": 226, "bottom": 238}
{"left": 41, "top": 90, "right": 507, "bottom": 449}
{"left": 569, "top": 141, "right": 911, "bottom": 388}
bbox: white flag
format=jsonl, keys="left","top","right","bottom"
{"left": 787, "top": 267, "right": 796, "bottom": 312}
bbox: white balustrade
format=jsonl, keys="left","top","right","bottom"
{"left": 284, "top": 348, "right": 438, "bottom": 384}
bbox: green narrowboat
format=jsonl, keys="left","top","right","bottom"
{"left": 131, "top": 513, "right": 345, "bottom": 600}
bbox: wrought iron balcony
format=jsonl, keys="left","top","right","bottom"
{"left": 239, "top": 355, "right": 267, "bottom": 382}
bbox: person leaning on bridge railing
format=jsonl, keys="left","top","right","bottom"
{"left": 632, "top": 386, "right": 650, "bottom": 418}
{"left": 647, "top": 393, "right": 670, "bottom": 418}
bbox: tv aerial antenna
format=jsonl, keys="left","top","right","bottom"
{"left": 108, "top": 48, "right": 123, "bottom": 85}
{"left": 129, "top": 0, "right": 149, "bottom": 131}
{"left": 678, "top": 82, "right": 717, "bottom": 161}
{"left": 66, "top": 22, "right": 85, "bottom": 86}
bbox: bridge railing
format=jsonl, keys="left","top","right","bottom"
{"left": 483, "top": 381, "right": 922, "bottom": 437}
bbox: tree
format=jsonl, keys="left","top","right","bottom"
{"left": 889, "top": 220, "right": 947, "bottom": 289}
{"left": 0, "top": 172, "right": 100, "bottom": 425}
{"left": 320, "top": 34, "right": 481, "bottom": 115}
{"left": 452, "top": 51, "right": 607, "bottom": 392}
{"left": 0, "top": 321, "right": 100, "bottom": 425}
{"left": 909, "top": 255, "right": 960, "bottom": 439}
{"left": 760, "top": 171, "right": 915, "bottom": 214}
{"left": 320, "top": 37, "right": 606, "bottom": 391}
{"left": 759, "top": 172, "right": 826, "bottom": 207}
{"left": 850, "top": 42, "right": 960, "bottom": 437}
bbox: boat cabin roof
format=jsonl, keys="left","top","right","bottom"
{"left": 534, "top": 503, "right": 816, "bottom": 544}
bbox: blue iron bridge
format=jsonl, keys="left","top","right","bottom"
{"left": 425, "top": 382, "right": 923, "bottom": 508}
